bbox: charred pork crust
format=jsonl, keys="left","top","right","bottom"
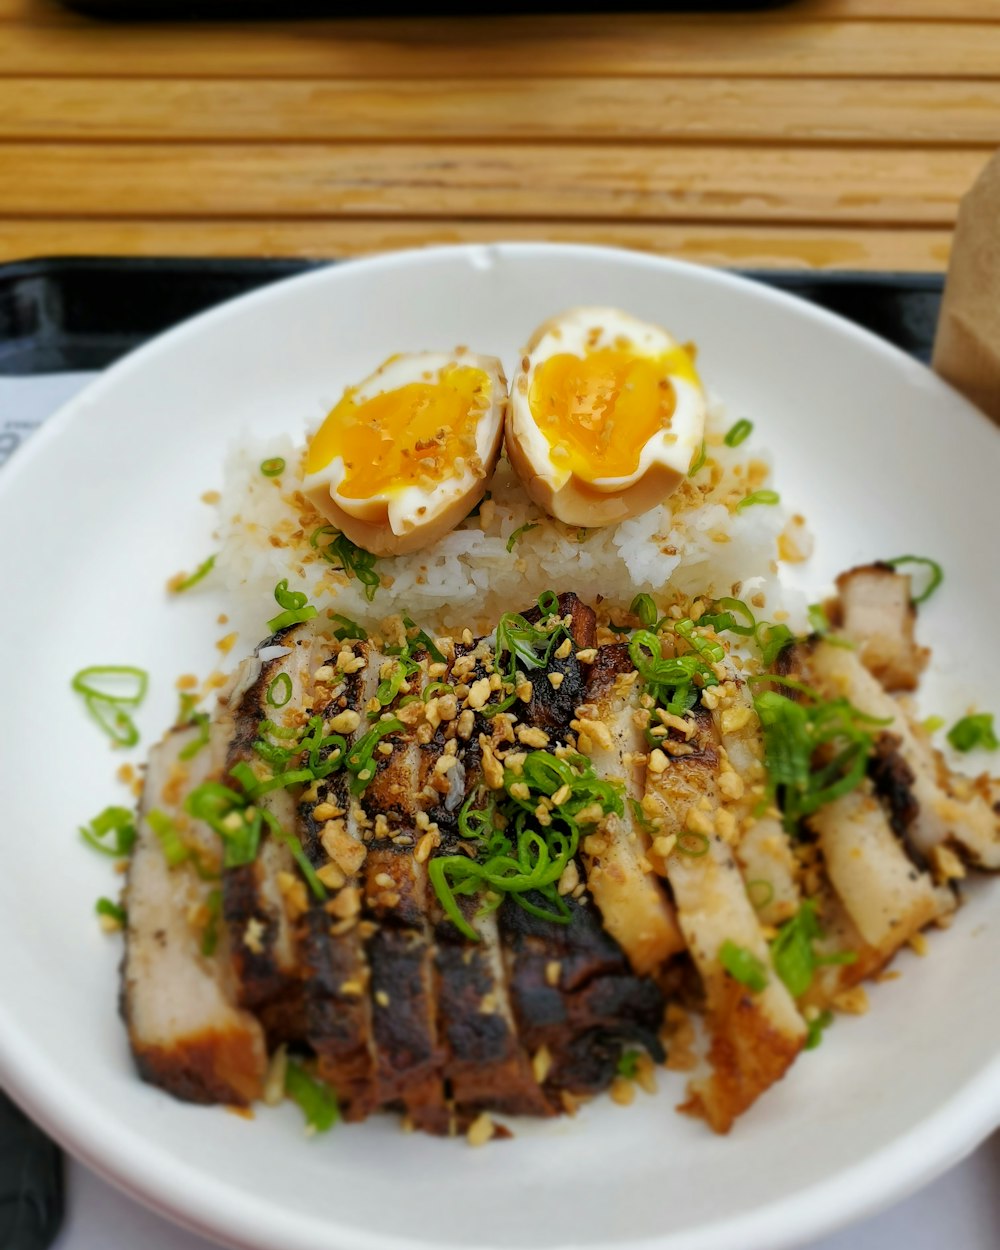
{"left": 498, "top": 897, "right": 665, "bottom": 1095}
{"left": 519, "top": 592, "right": 595, "bottom": 732}
{"left": 868, "top": 732, "right": 927, "bottom": 871}
{"left": 130, "top": 1029, "right": 265, "bottom": 1106}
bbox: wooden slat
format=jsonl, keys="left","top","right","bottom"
{"left": 0, "top": 218, "right": 952, "bottom": 271}
{"left": 0, "top": 18, "right": 999, "bottom": 80}
{"left": 0, "top": 142, "right": 983, "bottom": 224}
{"left": 0, "top": 77, "right": 998, "bottom": 145}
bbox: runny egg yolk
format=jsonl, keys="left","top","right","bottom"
{"left": 528, "top": 344, "right": 700, "bottom": 481}
{"left": 305, "top": 365, "right": 490, "bottom": 501}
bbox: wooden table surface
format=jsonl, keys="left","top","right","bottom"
{"left": 0, "top": 0, "right": 997, "bottom": 271}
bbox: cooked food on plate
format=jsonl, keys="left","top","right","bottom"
{"left": 78, "top": 307, "right": 1000, "bottom": 1144}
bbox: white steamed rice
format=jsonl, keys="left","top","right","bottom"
{"left": 213, "top": 395, "right": 811, "bottom": 640}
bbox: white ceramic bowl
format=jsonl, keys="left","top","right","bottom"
{"left": 1, "top": 244, "right": 998, "bottom": 1250}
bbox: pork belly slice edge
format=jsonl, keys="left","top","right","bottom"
{"left": 123, "top": 724, "right": 267, "bottom": 1105}
{"left": 810, "top": 784, "right": 955, "bottom": 956}
{"left": 644, "top": 704, "right": 806, "bottom": 1134}
{"left": 710, "top": 678, "right": 803, "bottom": 929}
{"left": 218, "top": 624, "right": 331, "bottom": 1032}
{"left": 830, "top": 563, "right": 927, "bottom": 692}
{"left": 802, "top": 641, "right": 1000, "bottom": 869}
{"left": 581, "top": 643, "right": 685, "bottom": 973}
{"left": 296, "top": 640, "right": 384, "bottom": 1120}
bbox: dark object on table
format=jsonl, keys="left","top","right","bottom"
{"left": 0, "top": 1093, "right": 64, "bottom": 1250}
{"left": 0, "top": 257, "right": 943, "bottom": 376}
{"left": 59, "top": 0, "right": 799, "bottom": 17}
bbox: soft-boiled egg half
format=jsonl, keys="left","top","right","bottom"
{"left": 506, "top": 308, "right": 707, "bottom": 527}
{"left": 302, "top": 351, "right": 506, "bottom": 556}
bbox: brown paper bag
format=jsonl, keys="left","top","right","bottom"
{"left": 933, "top": 149, "right": 1000, "bottom": 423}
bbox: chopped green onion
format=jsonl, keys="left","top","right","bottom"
{"left": 346, "top": 718, "right": 404, "bottom": 795}
{"left": 72, "top": 665, "right": 148, "bottom": 705}
{"left": 677, "top": 831, "right": 710, "bottom": 856}
{"left": 688, "top": 441, "right": 707, "bottom": 477}
{"left": 267, "top": 578, "right": 319, "bottom": 633}
{"left": 506, "top": 522, "right": 540, "bottom": 553}
{"left": 807, "top": 603, "right": 831, "bottom": 635}
{"left": 724, "top": 418, "right": 753, "bottom": 447}
{"left": 185, "top": 782, "right": 262, "bottom": 868}
{"left": 576, "top": 528, "right": 595, "bottom": 543}
{"left": 629, "top": 628, "right": 718, "bottom": 717}
{"left": 170, "top": 553, "right": 216, "bottom": 594}
{"left": 746, "top": 879, "right": 774, "bottom": 910}
{"left": 537, "top": 590, "right": 560, "bottom": 618}
{"left": 697, "top": 597, "right": 757, "bottom": 638}
{"left": 756, "top": 621, "right": 796, "bottom": 668}
{"left": 95, "top": 897, "right": 126, "bottom": 927}
{"left": 751, "top": 674, "right": 889, "bottom": 833}
{"left": 402, "top": 615, "right": 446, "bottom": 664}
{"left": 146, "top": 808, "right": 190, "bottom": 869}
{"left": 719, "top": 940, "right": 769, "bottom": 993}
{"left": 79, "top": 805, "right": 137, "bottom": 858}
{"left": 200, "top": 889, "right": 223, "bottom": 956}
{"left": 737, "top": 489, "right": 780, "bottom": 512}
{"left": 770, "top": 900, "right": 856, "bottom": 998}
{"left": 328, "top": 613, "right": 368, "bottom": 642}
{"left": 616, "top": 1051, "right": 640, "bottom": 1079}
{"left": 310, "top": 527, "right": 380, "bottom": 602}
{"left": 267, "top": 673, "right": 293, "bottom": 709}
{"left": 260, "top": 457, "right": 286, "bottom": 477}
{"left": 271, "top": 825, "right": 327, "bottom": 902}
{"left": 430, "top": 752, "right": 621, "bottom": 942}
{"left": 423, "top": 680, "right": 452, "bottom": 703}
{"left": 947, "top": 713, "right": 999, "bottom": 753}
{"left": 629, "top": 593, "right": 657, "bottom": 629}
{"left": 72, "top": 665, "right": 149, "bottom": 748}
{"left": 629, "top": 797, "right": 658, "bottom": 834}
{"left": 179, "top": 711, "right": 211, "bottom": 761}
{"left": 177, "top": 690, "right": 199, "bottom": 724}
{"left": 886, "top": 555, "right": 943, "bottom": 606}
{"left": 284, "top": 1059, "right": 339, "bottom": 1133}
{"left": 922, "top": 715, "right": 946, "bottom": 735}
{"left": 805, "top": 1009, "right": 834, "bottom": 1050}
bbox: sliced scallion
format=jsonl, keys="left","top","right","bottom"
{"left": 719, "top": 940, "right": 769, "bottom": 992}
{"left": 736, "top": 489, "right": 780, "bottom": 512}
{"left": 688, "top": 441, "right": 707, "bottom": 477}
{"left": 260, "top": 457, "right": 286, "bottom": 478}
{"left": 285, "top": 1059, "right": 340, "bottom": 1133}
{"left": 267, "top": 579, "right": 319, "bottom": 633}
{"left": 267, "top": 672, "right": 293, "bottom": 709}
{"left": 146, "top": 809, "right": 190, "bottom": 869}
{"left": 629, "top": 593, "right": 657, "bottom": 629}
{"left": 95, "top": 897, "right": 126, "bottom": 927}
{"left": 200, "top": 889, "right": 223, "bottom": 956}
{"left": 724, "top": 418, "right": 753, "bottom": 447}
{"left": 947, "top": 713, "right": 999, "bottom": 753}
{"left": 886, "top": 555, "right": 943, "bottom": 606}
{"left": 79, "top": 806, "right": 137, "bottom": 858}
{"left": 506, "top": 522, "right": 539, "bottom": 553}
{"left": 170, "top": 553, "right": 216, "bottom": 594}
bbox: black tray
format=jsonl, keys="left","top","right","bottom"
{"left": 0, "top": 257, "right": 944, "bottom": 377}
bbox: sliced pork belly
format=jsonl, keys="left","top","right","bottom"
{"left": 580, "top": 643, "right": 685, "bottom": 973}
{"left": 801, "top": 640, "right": 1000, "bottom": 869}
{"left": 643, "top": 702, "right": 806, "bottom": 1133}
{"left": 123, "top": 722, "right": 267, "bottom": 1104}
{"left": 809, "top": 784, "right": 955, "bottom": 956}
{"left": 829, "top": 563, "right": 926, "bottom": 692}
{"left": 709, "top": 677, "right": 802, "bottom": 928}
{"left": 357, "top": 656, "right": 447, "bottom": 1130}
{"left": 428, "top": 634, "right": 554, "bottom": 1122}
{"left": 219, "top": 624, "right": 324, "bottom": 1036}
{"left": 295, "top": 639, "right": 383, "bottom": 1120}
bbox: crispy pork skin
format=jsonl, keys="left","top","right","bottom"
{"left": 124, "top": 724, "right": 267, "bottom": 1104}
